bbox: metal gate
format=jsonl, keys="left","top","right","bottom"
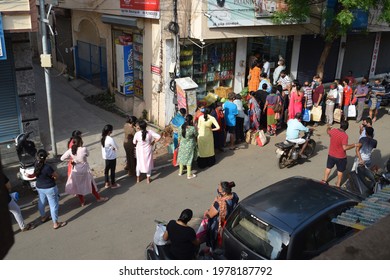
{"left": 75, "top": 40, "right": 107, "bottom": 88}
{"left": 0, "top": 35, "right": 22, "bottom": 143}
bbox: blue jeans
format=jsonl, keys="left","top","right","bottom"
{"left": 37, "top": 185, "right": 59, "bottom": 223}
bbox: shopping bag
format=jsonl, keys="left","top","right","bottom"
{"left": 245, "top": 130, "right": 257, "bottom": 145}
{"left": 351, "top": 96, "right": 357, "bottom": 105}
{"left": 333, "top": 108, "right": 342, "bottom": 123}
{"left": 302, "top": 109, "right": 311, "bottom": 122}
{"left": 255, "top": 130, "right": 268, "bottom": 147}
{"left": 167, "top": 142, "right": 175, "bottom": 154}
{"left": 226, "top": 132, "right": 231, "bottom": 144}
{"left": 153, "top": 223, "right": 167, "bottom": 246}
{"left": 348, "top": 105, "right": 357, "bottom": 117}
{"left": 196, "top": 218, "right": 209, "bottom": 239}
{"left": 311, "top": 106, "right": 322, "bottom": 122}
{"left": 172, "top": 147, "right": 179, "bottom": 166}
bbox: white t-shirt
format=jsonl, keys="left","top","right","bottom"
{"left": 337, "top": 84, "right": 344, "bottom": 105}
{"left": 263, "top": 61, "right": 270, "bottom": 78}
{"left": 101, "top": 135, "right": 119, "bottom": 160}
{"left": 326, "top": 88, "right": 338, "bottom": 105}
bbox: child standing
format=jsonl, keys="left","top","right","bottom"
{"left": 101, "top": 124, "right": 120, "bottom": 188}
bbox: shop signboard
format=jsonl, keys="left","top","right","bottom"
{"left": 120, "top": 0, "right": 160, "bottom": 19}
{"left": 207, "top": 0, "right": 296, "bottom": 28}
{"left": 0, "top": 14, "right": 6, "bottom": 60}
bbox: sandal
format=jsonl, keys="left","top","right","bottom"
{"left": 97, "top": 197, "right": 109, "bottom": 203}
{"left": 53, "top": 221, "right": 67, "bottom": 230}
{"left": 41, "top": 216, "right": 50, "bottom": 223}
{"left": 111, "top": 183, "right": 120, "bottom": 189}
{"left": 146, "top": 177, "right": 152, "bottom": 184}
{"left": 321, "top": 180, "right": 329, "bottom": 185}
{"left": 22, "top": 223, "right": 35, "bottom": 232}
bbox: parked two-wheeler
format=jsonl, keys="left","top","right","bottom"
{"left": 15, "top": 131, "right": 37, "bottom": 191}
{"left": 275, "top": 130, "right": 316, "bottom": 169}
{"left": 343, "top": 158, "right": 390, "bottom": 199}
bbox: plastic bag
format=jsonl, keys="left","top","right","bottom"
{"left": 172, "top": 147, "right": 179, "bottom": 166}
{"left": 256, "top": 130, "right": 268, "bottom": 147}
{"left": 311, "top": 106, "right": 322, "bottom": 122}
{"left": 348, "top": 105, "right": 357, "bottom": 117}
{"left": 153, "top": 223, "right": 167, "bottom": 246}
{"left": 302, "top": 109, "right": 311, "bottom": 122}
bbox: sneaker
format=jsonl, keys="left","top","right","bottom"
{"left": 178, "top": 173, "right": 182, "bottom": 176}
{"left": 299, "top": 154, "right": 308, "bottom": 159}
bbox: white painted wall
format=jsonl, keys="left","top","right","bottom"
{"left": 233, "top": 38, "right": 248, "bottom": 94}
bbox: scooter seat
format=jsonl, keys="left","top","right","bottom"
{"left": 275, "top": 141, "right": 295, "bottom": 149}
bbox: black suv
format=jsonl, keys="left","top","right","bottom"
{"left": 222, "top": 177, "right": 361, "bottom": 260}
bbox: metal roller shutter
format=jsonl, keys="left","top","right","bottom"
{"left": 0, "top": 36, "right": 21, "bottom": 143}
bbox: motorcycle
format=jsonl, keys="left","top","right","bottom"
{"left": 343, "top": 159, "right": 390, "bottom": 199}
{"left": 15, "top": 131, "right": 37, "bottom": 191}
{"left": 145, "top": 220, "right": 225, "bottom": 260}
{"left": 275, "top": 130, "right": 316, "bottom": 169}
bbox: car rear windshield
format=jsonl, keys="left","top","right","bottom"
{"left": 227, "top": 207, "right": 288, "bottom": 259}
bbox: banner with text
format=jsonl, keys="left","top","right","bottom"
{"left": 120, "top": 0, "right": 160, "bottom": 19}
{"left": 207, "top": 0, "right": 289, "bottom": 28}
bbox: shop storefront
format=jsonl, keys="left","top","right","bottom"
{"left": 246, "top": 36, "right": 294, "bottom": 83}
{"left": 179, "top": 40, "right": 236, "bottom": 101}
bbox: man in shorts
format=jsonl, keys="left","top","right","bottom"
{"left": 223, "top": 92, "right": 238, "bottom": 150}
{"left": 322, "top": 120, "right": 356, "bottom": 187}
{"left": 369, "top": 78, "right": 385, "bottom": 122}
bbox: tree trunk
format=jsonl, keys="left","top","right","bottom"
{"left": 316, "top": 41, "right": 334, "bottom": 79}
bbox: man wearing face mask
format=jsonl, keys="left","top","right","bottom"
{"left": 325, "top": 82, "right": 338, "bottom": 126}
{"left": 353, "top": 78, "right": 369, "bottom": 123}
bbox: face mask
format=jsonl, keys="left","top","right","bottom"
{"left": 200, "top": 108, "right": 205, "bottom": 113}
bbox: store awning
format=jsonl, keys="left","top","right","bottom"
{"left": 101, "top": 15, "right": 138, "bottom": 28}
{"left": 332, "top": 185, "right": 390, "bottom": 230}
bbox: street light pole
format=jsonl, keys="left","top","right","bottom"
{"left": 39, "top": 0, "right": 57, "bottom": 156}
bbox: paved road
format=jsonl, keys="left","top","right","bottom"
{"left": 4, "top": 67, "right": 390, "bottom": 259}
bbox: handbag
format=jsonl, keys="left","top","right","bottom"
{"left": 348, "top": 105, "right": 357, "bottom": 117}
{"left": 302, "top": 109, "right": 311, "bottom": 122}
{"left": 333, "top": 108, "right": 342, "bottom": 123}
{"left": 196, "top": 218, "right": 209, "bottom": 239}
{"left": 311, "top": 106, "right": 322, "bottom": 122}
{"left": 255, "top": 130, "right": 268, "bottom": 147}
{"left": 351, "top": 96, "right": 357, "bottom": 105}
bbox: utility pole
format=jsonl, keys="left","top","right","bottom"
{"left": 39, "top": 0, "right": 57, "bottom": 156}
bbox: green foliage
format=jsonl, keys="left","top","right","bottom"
{"left": 273, "top": 0, "right": 390, "bottom": 36}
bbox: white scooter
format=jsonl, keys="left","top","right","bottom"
{"left": 15, "top": 131, "right": 37, "bottom": 191}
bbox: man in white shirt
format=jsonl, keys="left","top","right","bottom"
{"left": 325, "top": 82, "right": 338, "bottom": 125}
{"left": 262, "top": 56, "right": 270, "bottom": 78}
{"left": 335, "top": 79, "right": 344, "bottom": 109}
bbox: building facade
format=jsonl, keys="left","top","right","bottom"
{"left": 0, "top": 0, "right": 38, "bottom": 163}
{"left": 49, "top": 1, "right": 390, "bottom": 128}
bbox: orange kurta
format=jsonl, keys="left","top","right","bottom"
{"left": 248, "top": 66, "right": 261, "bottom": 92}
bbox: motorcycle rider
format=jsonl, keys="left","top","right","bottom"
{"left": 286, "top": 112, "right": 311, "bottom": 159}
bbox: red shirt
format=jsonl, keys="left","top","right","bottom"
{"left": 328, "top": 128, "right": 348, "bottom": 159}
{"left": 312, "top": 84, "right": 324, "bottom": 104}
{"left": 343, "top": 86, "right": 352, "bottom": 105}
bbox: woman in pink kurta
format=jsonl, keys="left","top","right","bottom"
{"left": 61, "top": 136, "right": 108, "bottom": 206}
{"left": 288, "top": 82, "right": 303, "bottom": 120}
{"left": 133, "top": 120, "right": 161, "bottom": 184}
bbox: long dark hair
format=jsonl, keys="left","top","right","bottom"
{"left": 203, "top": 107, "right": 211, "bottom": 121}
{"left": 126, "top": 115, "right": 137, "bottom": 125}
{"left": 181, "top": 114, "right": 193, "bottom": 138}
{"left": 220, "top": 181, "right": 236, "bottom": 195}
{"left": 71, "top": 136, "right": 83, "bottom": 155}
{"left": 67, "top": 130, "right": 82, "bottom": 147}
{"left": 101, "top": 124, "right": 113, "bottom": 147}
{"left": 34, "top": 149, "right": 48, "bottom": 176}
{"left": 137, "top": 120, "right": 148, "bottom": 141}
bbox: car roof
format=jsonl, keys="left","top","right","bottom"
{"left": 239, "top": 177, "right": 359, "bottom": 233}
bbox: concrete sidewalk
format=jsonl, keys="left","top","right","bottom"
{"left": 3, "top": 64, "right": 171, "bottom": 202}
